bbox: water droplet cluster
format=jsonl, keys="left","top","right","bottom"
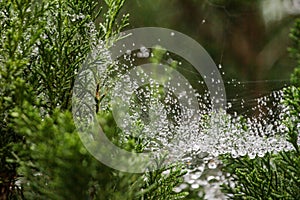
{"left": 94, "top": 41, "right": 299, "bottom": 161}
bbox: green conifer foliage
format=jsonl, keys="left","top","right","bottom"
{"left": 0, "top": 0, "right": 187, "bottom": 199}
{"left": 221, "top": 19, "right": 300, "bottom": 199}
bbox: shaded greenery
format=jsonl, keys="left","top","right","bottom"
{"left": 221, "top": 19, "right": 300, "bottom": 200}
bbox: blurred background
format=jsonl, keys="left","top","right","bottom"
{"left": 121, "top": 0, "right": 300, "bottom": 115}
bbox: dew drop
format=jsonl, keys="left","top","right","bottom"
{"left": 208, "top": 160, "right": 217, "bottom": 169}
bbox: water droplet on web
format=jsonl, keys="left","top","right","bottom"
{"left": 191, "top": 183, "right": 200, "bottom": 189}
{"left": 179, "top": 183, "right": 188, "bottom": 189}
{"left": 126, "top": 49, "right": 131, "bottom": 55}
{"left": 208, "top": 160, "right": 217, "bottom": 169}
{"left": 172, "top": 187, "right": 182, "bottom": 193}
{"left": 248, "top": 152, "right": 256, "bottom": 159}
